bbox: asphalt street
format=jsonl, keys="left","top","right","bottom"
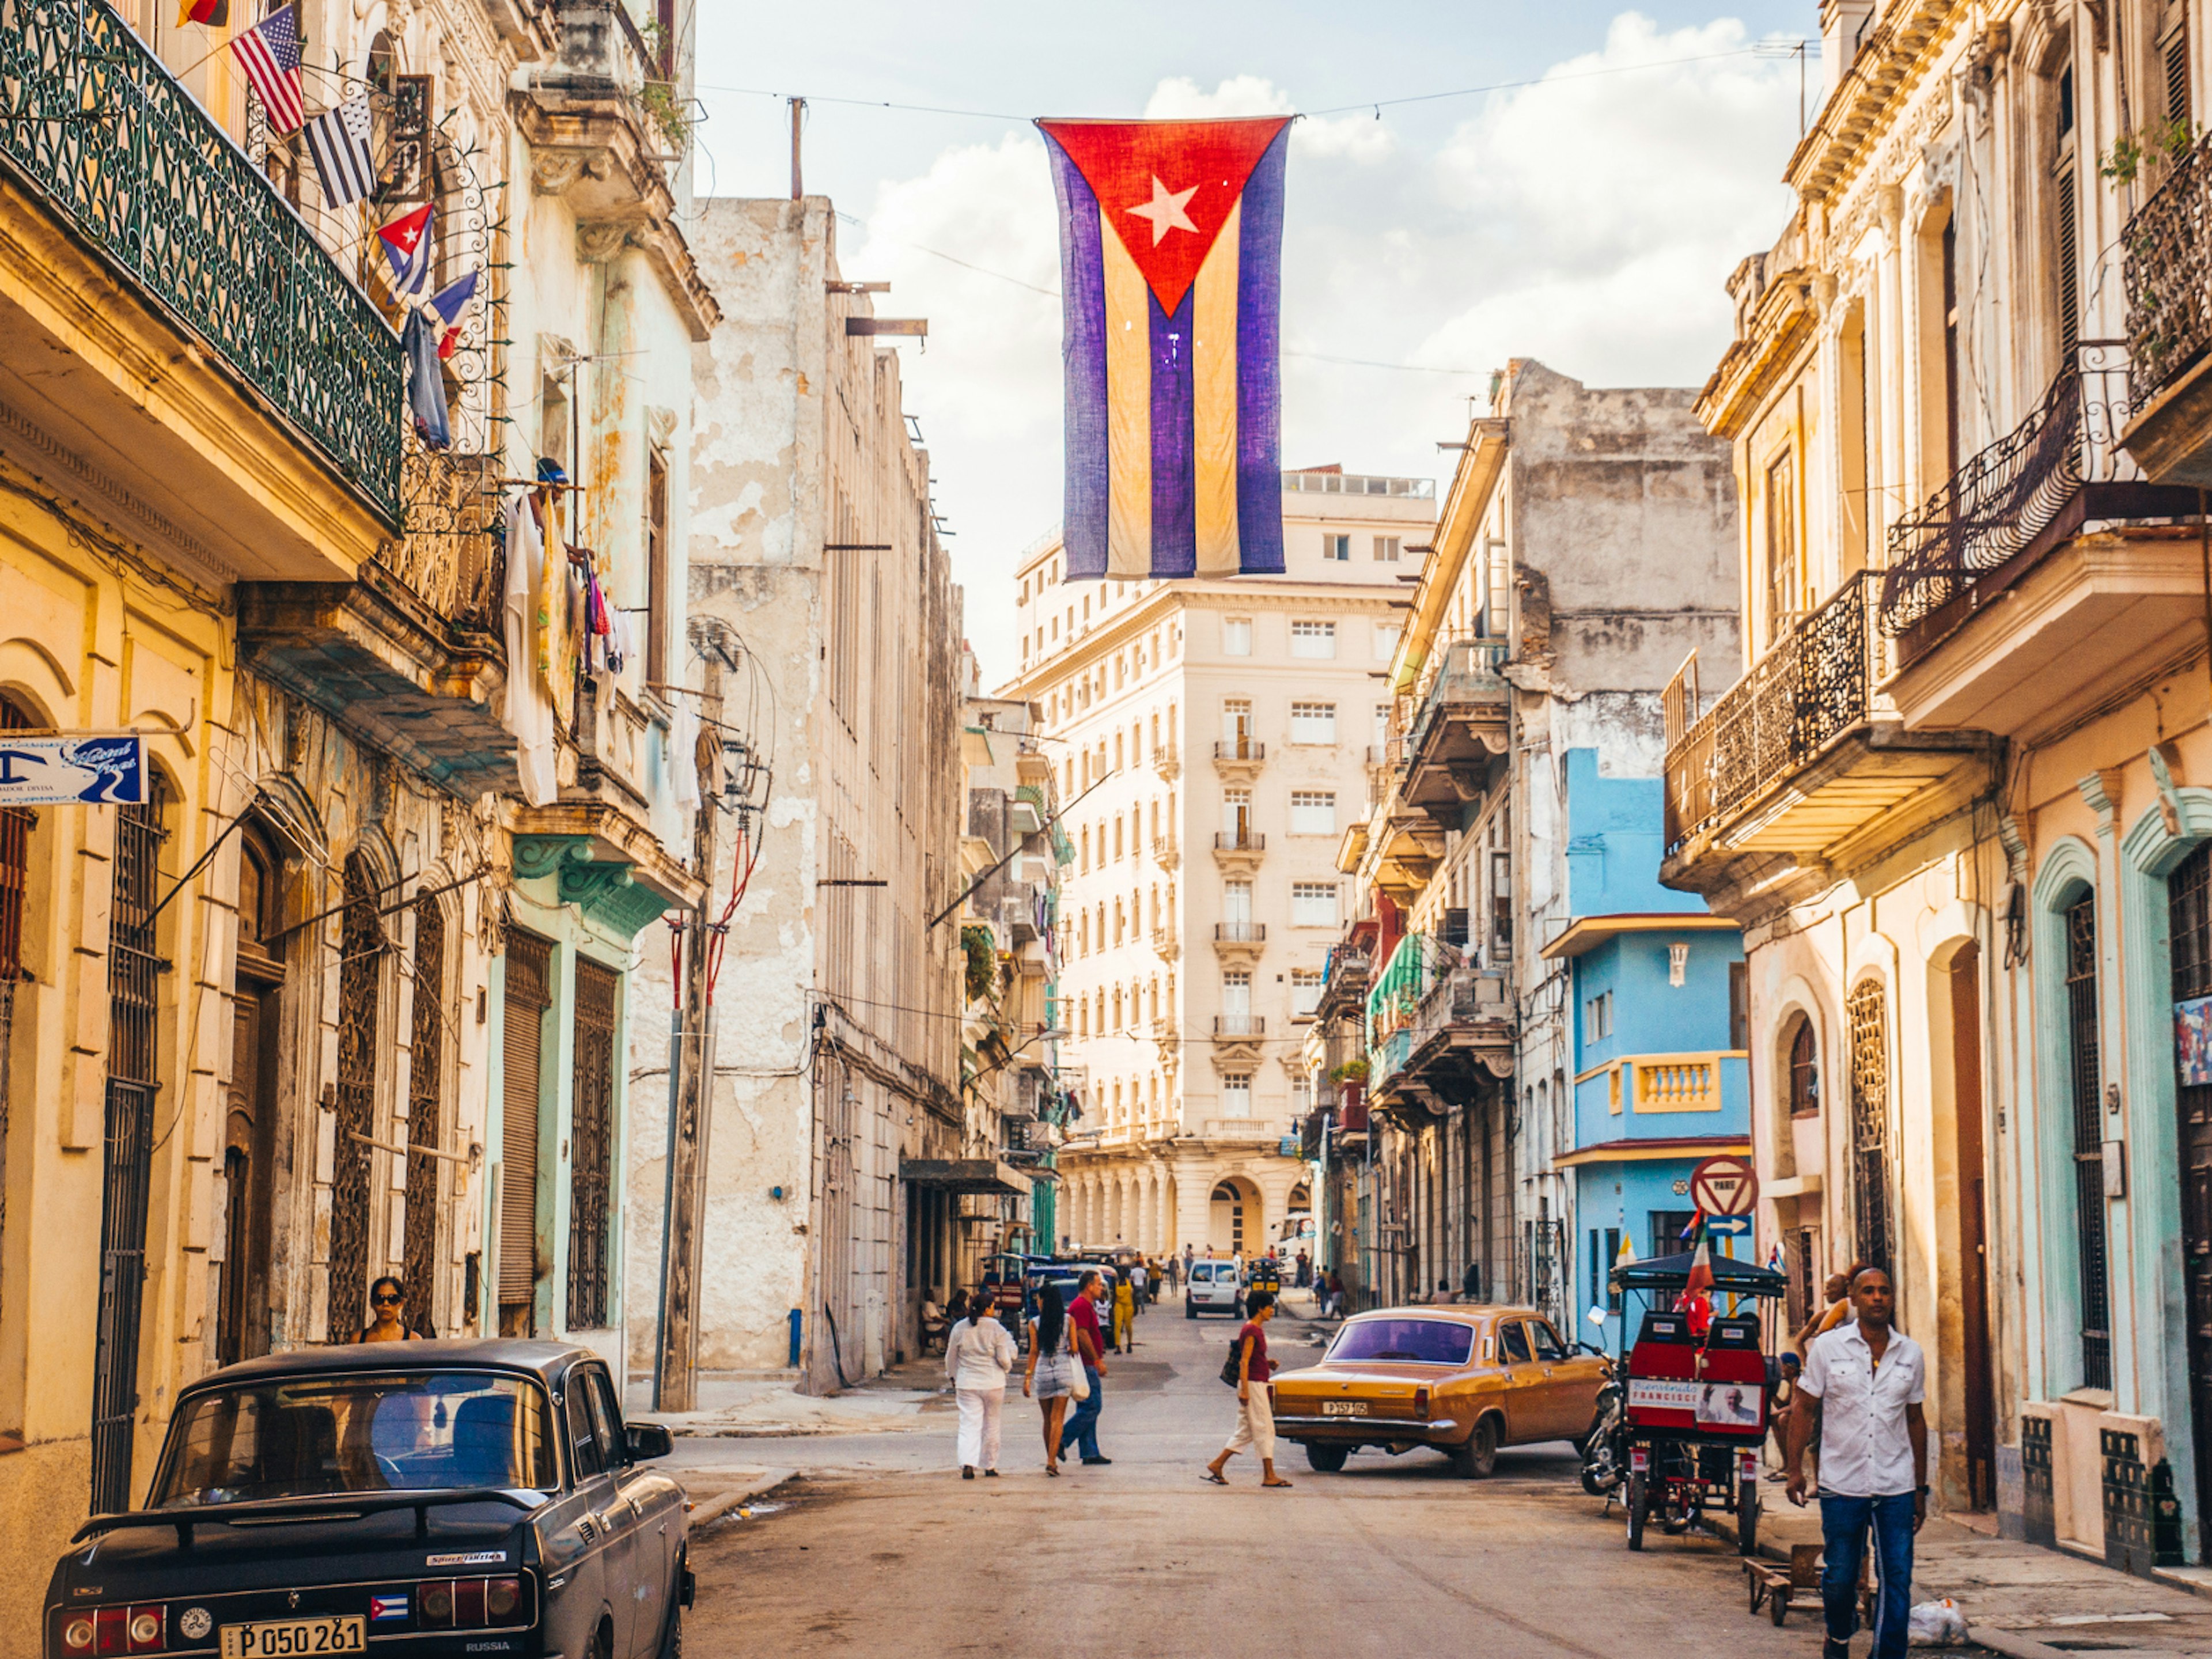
{"left": 680, "top": 1295, "right": 1864, "bottom": 1658}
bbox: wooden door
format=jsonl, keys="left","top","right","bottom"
{"left": 1950, "top": 942, "right": 1996, "bottom": 1510}
{"left": 2169, "top": 846, "right": 2212, "bottom": 1558}
{"left": 501, "top": 933, "right": 552, "bottom": 1330}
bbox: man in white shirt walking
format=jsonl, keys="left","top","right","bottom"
{"left": 1783, "top": 1266, "right": 1927, "bottom": 1659}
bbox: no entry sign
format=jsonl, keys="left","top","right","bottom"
{"left": 1690, "top": 1154, "right": 1758, "bottom": 1217}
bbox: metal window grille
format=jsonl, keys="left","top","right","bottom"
{"left": 2067, "top": 894, "right": 2114, "bottom": 1391}
{"left": 501, "top": 932, "right": 552, "bottom": 1312}
{"left": 2166, "top": 843, "right": 2212, "bottom": 1530}
{"left": 90, "top": 783, "right": 167, "bottom": 1515}
{"left": 327, "top": 855, "right": 384, "bottom": 1343}
{"left": 1846, "top": 980, "right": 1894, "bottom": 1277}
{"left": 567, "top": 959, "right": 617, "bottom": 1329}
{"left": 403, "top": 897, "right": 445, "bottom": 1333}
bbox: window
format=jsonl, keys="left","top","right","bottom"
{"left": 1223, "top": 618, "right": 1252, "bottom": 656}
{"left": 1498, "top": 1321, "right": 1532, "bottom": 1365}
{"left": 1583, "top": 990, "right": 1613, "bottom": 1044}
{"left": 1290, "top": 791, "right": 1336, "bottom": 836}
{"left": 1491, "top": 850, "right": 1513, "bottom": 946}
{"left": 1290, "top": 620, "right": 1336, "bottom": 659}
{"left": 1528, "top": 1319, "right": 1566, "bottom": 1362}
{"left": 1373, "top": 535, "right": 1401, "bottom": 562}
{"left": 1224, "top": 880, "right": 1253, "bottom": 926}
{"left": 2062, "top": 900, "right": 2112, "bottom": 1389}
{"left": 1373, "top": 622, "right": 1400, "bottom": 661}
{"left": 1289, "top": 702, "right": 1336, "bottom": 744}
{"left": 1221, "top": 699, "right": 1253, "bottom": 746}
{"left": 1291, "top": 970, "right": 1323, "bottom": 1018}
{"left": 1787, "top": 1017, "right": 1819, "bottom": 1116}
{"left": 1323, "top": 533, "right": 1350, "bottom": 561}
{"left": 1224, "top": 789, "right": 1252, "bottom": 843}
{"left": 1222, "top": 1074, "right": 1252, "bottom": 1116}
{"left": 646, "top": 448, "right": 670, "bottom": 690}
{"left": 1764, "top": 450, "right": 1800, "bottom": 646}
{"left": 1291, "top": 882, "right": 1335, "bottom": 927}
{"left": 1291, "top": 1079, "right": 1312, "bottom": 1116}
{"left": 1846, "top": 979, "right": 1895, "bottom": 1279}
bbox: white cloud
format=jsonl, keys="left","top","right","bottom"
{"left": 849, "top": 14, "right": 1800, "bottom": 691}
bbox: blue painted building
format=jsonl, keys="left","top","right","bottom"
{"left": 1542, "top": 749, "right": 1748, "bottom": 1336}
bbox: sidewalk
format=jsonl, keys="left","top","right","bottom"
{"left": 1705, "top": 1498, "right": 2212, "bottom": 1657}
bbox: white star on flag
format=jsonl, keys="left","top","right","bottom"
{"left": 1125, "top": 176, "right": 1199, "bottom": 247}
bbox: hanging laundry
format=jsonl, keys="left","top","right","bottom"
{"left": 400, "top": 308, "right": 450, "bottom": 451}
{"left": 501, "top": 490, "right": 556, "bottom": 806}
{"left": 671, "top": 703, "right": 701, "bottom": 812}
{"left": 533, "top": 460, "right": 571, "bottom": 706}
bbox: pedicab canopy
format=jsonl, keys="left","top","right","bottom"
{"left": 1609, "top": 1251, "right": 1787, "bottom": 1298}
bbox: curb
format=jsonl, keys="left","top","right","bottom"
{"left": 681, "top": 1467, "right": 798, "bottom": 1527}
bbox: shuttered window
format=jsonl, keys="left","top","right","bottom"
{"left": 567, "top": 959, "right": 617, "bottom": 1329}
{"left": 501, "top": 932, "right": 552, "bottom": 1312}
{"left": 2057, "top": 166, "right": 2080, "bottom": 363}
{"left": 404, "top": 899, "right": 446, "bottom": 1332}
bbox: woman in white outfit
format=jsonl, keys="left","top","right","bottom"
{"left": 947, "top": 1290, "right": 1016, "bottom": 1479}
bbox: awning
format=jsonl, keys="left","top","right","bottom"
{"left": 1553, "top": 1135, "right": 1749, "bottom": 1168}
{"left": 899, "top": 1158, "right": 1033, "bottom": 1196}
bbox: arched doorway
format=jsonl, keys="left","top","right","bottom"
{"left": 1209, "top": 1176, "right": 1262, "bottom": 1256}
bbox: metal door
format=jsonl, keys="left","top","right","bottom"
{"left": 91, "top": 790, "right": 165, "bottom": 1514}
{"left": 1845, "top": 980, "right": 1894, "bottom": 1276}
{"left": 2171, "top": 844, "right": 2212, "bottom": 1555}
{"left": 328, "top": 855, "right": 384, "bottom": 1341}
{"left": 2065, "top": 895, "right": 2112, "bottom": 1389}
{"left": 568, "top": 959, "right": 616, "bottom": 1329}
{"left": 501, "top": 933, "right": 552, "bottom": 1325}
{"left": 404, "top": 897, "right": 446, "bottom": 1331}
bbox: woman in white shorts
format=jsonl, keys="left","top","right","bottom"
{"left": 1023, "top": 1282, "right": 1078, "bottom": 1476}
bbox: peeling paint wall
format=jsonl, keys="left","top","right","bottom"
{"left": 627, "top": 198, "right": 964, "bottom": 1393}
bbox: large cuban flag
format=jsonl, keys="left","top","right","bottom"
{"left": 1037, "top": 116, "right": 1291, "bottom": 581}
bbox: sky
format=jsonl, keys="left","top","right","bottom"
{"left": 688, "top": 5, "right": 1817, "bottom": 691}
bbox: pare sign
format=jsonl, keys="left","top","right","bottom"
{"left": 0, "top": 733, "right": 146, "bottom": 805}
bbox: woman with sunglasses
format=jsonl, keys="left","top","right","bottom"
{"left": 354, "top": 1276, "right": 425, "bottom": 1343}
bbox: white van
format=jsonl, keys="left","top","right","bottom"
{"left": 1184, "top": 1260, "right": 1244, "bottom": 1319}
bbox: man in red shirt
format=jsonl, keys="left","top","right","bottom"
{"left": 1203, "top": 1290, "right": 1293, "bottom": 1488}
{"left": 1058, "top": 1270, "right": 1111, "bottom": 1465}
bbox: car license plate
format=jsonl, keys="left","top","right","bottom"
{"left": 219, "top": 1616, "right": 367, "bottom": 1657}
{"left": 1321, "top": 1400, "right": 1368, "bottom": 1416}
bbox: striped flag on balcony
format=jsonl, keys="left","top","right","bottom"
{"left": 377, "top": 203, "right": 435, "bottom": 300}
{"left": 304, "top": 94, "right": 376, "bottom": 209}
{"left": 230, "top": 7, "right": 304, "bottom": 134}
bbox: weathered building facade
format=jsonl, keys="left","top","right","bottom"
{"left": 0, "top": 0, "right": 710, "bottom": 1612}
{"left": 1325, "top": 360, "right": 1740, "bottom": 1321}
{"left": 1010, "top": 471, "right": 1431, "bottom": 1262}
{"left": 635, "top": 195, "right": 964, "bottom": 1396}
{"left": 1671, "top": 0, "right": 2212, "bottom": 1558}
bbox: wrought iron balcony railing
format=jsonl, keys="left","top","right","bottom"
{"left": 0, "top": 0, "right": 403, "bottom": 519}
{"left": 1402, "top": 637, "right": 1509, "bottom": 763}
{"left": 1879, "top": 346, "right": 2135, "bottom": 637}
{"left": 371, "top": 449, "right": 505, "bottom": 637}
{"left": 1214, "top": 829, "right": 1265, "bottom": 851}
{"left": 2126, "top": 133, "right": 2212, "bottom": 406}
{"left": 1663, "top": 571, "right": 1885, "bottom": 855}
{"left": 1213, "top": 1014, "right": 1264, "bottom": 1038}
{"left": 1215, "top": 921, "right": 1266, "bottom": 943}
{"left": 1214, "top": 738, "right": 1265, "bottom": 762}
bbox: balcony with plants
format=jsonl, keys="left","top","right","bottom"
{"left": 1880, "top": 343, "right": 2197, "bottom": 735}
{"left": 2122, "top": 127, "right": 2212, "bottom": 487}
{"left": 0, "top": 0, "right": 403, "bottom": 581}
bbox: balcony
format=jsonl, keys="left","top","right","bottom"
{"left": 1150, "top": 744, "right": 1182, "bottom": 782}
{"left": 1213, "top": 737, "right": 1266, "bottom": 780}
{"left": 1316, "top": 945, "right": 1372, "bottom": 1022}
{"left": 1399, "top": 638, "right": 1510, "bottom": 825}
{"left": 1369, "top": 813, "right": 1446, "bottom": 906}
{"left": 1378, "top": 967, "right": 1514, "bottom": 1115}
{"left": 1573, "top": 1051, "right": 1749, "bottom": 1126}
{"left": 1212, "top": 828, "right": 1265, "bottom": 873}
{"left": 1214, "top": 1013, "right": 1265, "bottom": 1037}
{"left": 1882, "top": 346, "right": 2200, "bottom": 738}
{"left": 238, "top": 449, "right": 513, "bottom": 796}
{"left": 1149, "top": 926, "right": 1180, "bottom": 963}
{"left": 0, "top": 0, "right": 400, "bottom": 577}
{"left": 1149, "top": 1018, "right": 1181, "bottom": 1068}
{"left": 1661, "top": 572, "right": 1993, "bottom": 910}
{"left": 1151, "top": 833, "right": 1181, "bottom": 871}
{"left": 512, "top": 0, "right": 718, "bottom": 340}
{"left": 2124, "top": 131, "right": 2212, "bottom": 485}
{"left": 512, "top": 688, "right": 704, "bottom": 938}
{"left": 1212, "top": 921, "right": 1266, "bottom": 965}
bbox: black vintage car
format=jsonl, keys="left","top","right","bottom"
{"left": 44, "top": 1340, "right": 691, "bottom": 1659}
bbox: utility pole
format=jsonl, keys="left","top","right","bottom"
{"left": 790, "top": 96, "right": 805, "bottom": 200}
{"left": 654, "top": 653, "right": 724, "bottom": 1411}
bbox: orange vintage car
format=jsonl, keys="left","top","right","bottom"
{"left": 1271, "top": 1305, "right": 1611, "bottom": 1477}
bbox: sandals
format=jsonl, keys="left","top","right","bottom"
{"left": 1201, "top": 1470, "right": 1229, "bottom": 1486}
{"left": 1262, "top": 1479, "right": 1295, "bottom": 1489}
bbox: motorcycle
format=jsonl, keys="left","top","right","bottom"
{"left": 1580, "top": 1374, "right": 1624, "bottom": 1496}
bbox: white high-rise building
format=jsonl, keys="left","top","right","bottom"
{"left": 1006, "top": 469, "right": 1434, "bottom": 1258}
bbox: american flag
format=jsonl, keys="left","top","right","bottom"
{"left": 230, "top": 7, "right": 304, "bottom": 135}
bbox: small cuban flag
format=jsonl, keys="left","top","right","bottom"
{"left": 1036, "top": 116, "right": 1291, "bottom": 581}
{"left": 368, "top": 1594, "right": 409, "bottom": 1624}
{"left": 427, "top": 270, "right": 479, "bottom": 361}
{"left": 377, "top": 203, "right": 435, "bottom": 301}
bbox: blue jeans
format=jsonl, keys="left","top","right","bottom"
{"left": 1059, "top": 1366, "right": 1103, "bottom": 1459}
{"left": 1819, "top": 1492, "right": 1915, "bottom": 1658}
